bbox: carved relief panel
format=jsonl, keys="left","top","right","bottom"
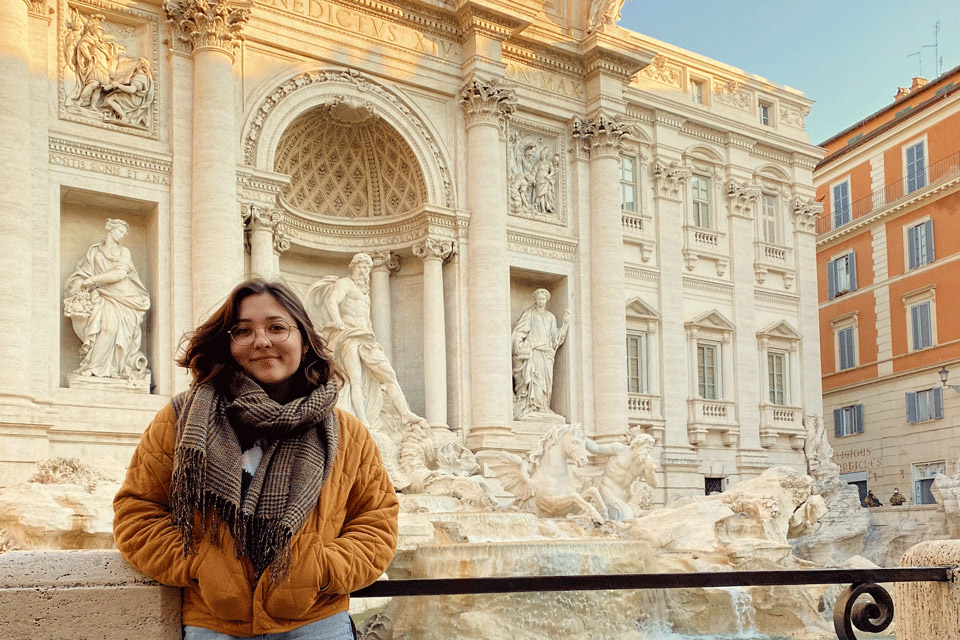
{"left": 58, "top": 0, "right": 160, "bottom": 139}
{"left": 507, "top": 121, "right": 566, "bottom": 226}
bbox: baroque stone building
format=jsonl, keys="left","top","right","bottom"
{"left": 0, "top": 0, "right": 823, "bottom": 501}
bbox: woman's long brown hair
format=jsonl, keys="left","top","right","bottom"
{"left": 176, "top": 279, "right": 340, "bottom": 395}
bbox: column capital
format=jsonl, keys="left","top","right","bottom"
{"left": 370, "top": 250, "right": 401, "bottom": 273}
{"left": 460, "top": 78, "right": 516, "bottom": 131}
{"left": 164, "top": 0, "right": 250, "bottom": 56}
{"left": 273, "top": 228, "right": 290, "bottom": 254}
{"left": 240, "top": 203, "right": 282, "bottom": 231}
{"left": 27, "top": 0, "right": 54, "bottom": 17}
{"left": 792, "top": 198, "right": 823, "bottom": 235}
{"left": 726, "top": 180, "right": 761, "bottom": 219}
{"left": 413, "top": 238, "right": 457, "bottom": 262}
{"left": 570, "top": 114, "right": 627, "bottom": 159}
{"left": 651, "top": 159, "right": 691, "bottom": 201}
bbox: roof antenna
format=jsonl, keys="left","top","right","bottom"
{"left": 908, "top": 50, "right": 922, "bottom": 77}
{"left": 922, "top": 20, "right": 941, "bottom": 78}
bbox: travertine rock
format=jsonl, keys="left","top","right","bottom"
{"left": 896, "top": 540, "right": 960, "bottom": 640}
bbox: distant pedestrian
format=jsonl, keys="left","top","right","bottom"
{"left": 864, "top": 490, "right": 883, "bottom": 507}
{"left": 889, "top": 488, "right": 906, "bottom": 506}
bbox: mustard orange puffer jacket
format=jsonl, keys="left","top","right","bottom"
{"left": 113, "top": 404, "right": 399, "bottom": 637}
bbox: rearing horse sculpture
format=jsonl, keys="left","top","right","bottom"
{"left": 489, "top": 423, "right": 609, "bottom": 523}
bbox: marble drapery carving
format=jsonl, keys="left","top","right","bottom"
{"left": 61, "top": 9, "right": 155, "bottom": 129}
{"left": 512, "top": 288, "right": 569, "bottom": 420}
{"left": 508, "top": 131, "right": 561, "bottom": 220}
{"left": 586, "top": 0, "right": 628, "bottom": 33}
{"left": 63, "top": 219, "right": 151, "bottom": 387}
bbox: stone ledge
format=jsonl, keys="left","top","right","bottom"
{"left": 0, "top": 550, "right": 180, "bottom": 640}
{"left": 895, "top": 540, "right": 960, "bottom": 640}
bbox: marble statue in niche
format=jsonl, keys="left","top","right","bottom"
{"left": 63, "top": 219, "right": 151, "bottom": 389}
{"left": 586, "top": 431, "right": 658, "bottom": 521}
{"left": 512, "top": 288, "right": 569, "bottom": 420}
{"left": 62, "top": 9, "right": 155, "bottom": 129}
{"left": 508, "top": 132, "right": 561, "bottom": 220}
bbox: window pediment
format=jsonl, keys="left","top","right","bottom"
{"left": 757, "top": 320, "right": 801, "bottom": 342}
{"left": 685, "top": 309, "right": 735, "bottom": 333}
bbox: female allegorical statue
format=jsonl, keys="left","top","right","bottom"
{"left": 63, "top": 218, "right": 151, "bottom": 381}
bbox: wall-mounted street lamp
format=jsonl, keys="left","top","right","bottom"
{"left": 939, "top": 367, "right": 960, "bottom": 393}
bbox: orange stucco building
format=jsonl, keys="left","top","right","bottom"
{"left": 814, "top": 66, "right": 960, "bottom": 506}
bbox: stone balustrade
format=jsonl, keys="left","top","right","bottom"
{"left": 896, "top": 540, "right": 960, "bottom": 640}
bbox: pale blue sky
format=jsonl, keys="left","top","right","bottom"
{"left": 619, "top": 1, "right": 960, "bottom": 145}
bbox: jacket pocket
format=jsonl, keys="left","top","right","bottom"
{"left": 193, "top": 544, "right": 251, "bottom": 622}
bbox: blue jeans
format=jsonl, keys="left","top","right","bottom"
{"left": 184, "top": 611, "right": 354, "bottom": 640}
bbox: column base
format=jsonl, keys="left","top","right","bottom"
{"left": 466, "top": 424, "right": 516, "bottom": 451}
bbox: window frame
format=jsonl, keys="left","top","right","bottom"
{"left": 833, "top": 404, "right": 864, "bottom": 437}
{"left": 760, "top": 192, "right": 780, "bottom": 244}
{"left": 691, "top": 174, "right": 712, "bottom": 229}
{"left": 619, "top": 153, "right": 639, "bottom": 213}
{"left": 759, "top": 100, "right": 772, "bottom": 126}
{"left": 691, "top": 78, "right": 706, "bottom": 105}
{"left": 906, "top": 387, "right": 944, "bottom": 423}
{"left": 767, "top": 350, "right": 787, "bottom": 405}
{"left": 827, "top": 251, "right": 858, "bottom": 299}
{"left": 903, "top": 137, "right": 928, "bottom": 194}
{"left": 913, "top": 460, "right": 946, "bottom": 505}
{"left": 831, "top": 312, "right": 859, "bottom": 372}
{"left": 831, "top": 178, "right": 851, "bottom": 228}
{"left": 626, "top": 331, "right": 648, "bottom": 394}
{"left": 697, "top": 341, "right": 720, "bottom": 400}
{"left": 902, "top": 285, "right": 937, "bottom": 353}
{"left": 905, "top": 218, "right": 935, "bottom": 270}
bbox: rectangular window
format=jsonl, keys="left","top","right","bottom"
{"left": 759, "top": 102, "right": 771, "bottom": 126}
{"left": 837, "top": 326, "right": 856, "bottom": 370}
{"left": 626, "top": 332, "right": 647, "bottom": 394}
{"left": 827, "top": 252, "right": 858, "bottom": 299}
{"left": 913, "top": 461, "right": 946, "bottom": 505}
{"left": 832, "top": 181, "right": 851, "bottom": 227}
{"left": 692, "top": 176, "right": 711, "bottom": 228}
{"left": 907, "top": 220, "right": 935, "bottom": 269}
{"left": 704, "top": 477, "right": 723, "bottom": 495}
{"left": 619, "top": 155, "right": 638, "bottom": 213}
{"left": 761, "top": 194, "right": 778, "bottom": 243}
{"left": 906, "top": 140, "right": 926, "bottom": 193}
{"left": 768, "top": 351, "right": 786, "bottom": 405}
{"left": 833, "top": 404, "right": 864, "bottom": 436}
{"left": 691, "top": 80, "right": 704, "bottom": 104}
{"left": 910, "top": 302, "right": 933, "bottom": 351}
{"left": 906, "top": 388, "right": 944, "bottom": 423}
{"left": 697, "top": 343, "right": 718, "bottom": 400}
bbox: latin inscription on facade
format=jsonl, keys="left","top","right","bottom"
{"left": 49, "top": 138, "right": 171, "bottom": 186}
{"left": 259, "top": 0, "right": 459, "bottom": 60}
{"left": 505, "top": 62, "right": 584, "bottom": 99}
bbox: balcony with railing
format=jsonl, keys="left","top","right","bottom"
{"left": 621, "top": 211, "right": 654, "bottom": 261}
{"left": 753, "top": 240, "right": 795, "bottom": 288}
{"left": 817, "top": 150, "right": 960, "bottom": 236}
{"left": 758, "top": 403, "right": 805, "bottom": 449}
{"left": 686, "top": 397, "right": 738, "bottom": 446}
{"left": 682, "top": 225, "right": 728, "bottom": 275}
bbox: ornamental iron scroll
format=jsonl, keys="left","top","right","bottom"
{"left": 833, "top": 582, "right": 894, "bottom": 640}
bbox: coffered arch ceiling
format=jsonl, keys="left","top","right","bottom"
{"left": 274, "top": 103, "right": 428, "bottom": 219}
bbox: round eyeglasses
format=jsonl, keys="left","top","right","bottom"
{"left": 228, "top": 321, "right": 294, "bottom": 346}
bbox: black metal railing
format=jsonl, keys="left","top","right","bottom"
{"left": 353, "top": 566, "right": 953, "bottom": 640}
{"left": 817, "top": 150, "right": 960, "bottom": 235}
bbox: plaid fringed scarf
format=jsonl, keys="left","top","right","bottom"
{"left": 170, "top": 375, "right": 340, "bottom": 582}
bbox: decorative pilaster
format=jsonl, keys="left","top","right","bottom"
{"left": 241, "top": 204, "right": 282, "bottom": 280}
{"left": 651, "top": 160, "right": 691, "bottom": 201}
{"left": 272, "top": 228, "right": 289, "bottom": 276}
{"left": 573, "top": 114, "right": 629, "bottom": 441}
{"left": 793, "top": 198, "right": 825, "bottom": 419}
{"left": 27, "top": 1, "right": 54, "bottom": 17}
{"left": 0, "top": 0, "right": 33, "bottom": 401}
{"left": 461, "top": 78, "right": 515, "bottom": 446}
{"left": 164, "top": 0, "right": 250, "bottom": 320}
{"left": 414, "top": 238, "right": 456, "bottom": 429}
{"left": 369, "top": 250, "right": 400, "bottom": 361}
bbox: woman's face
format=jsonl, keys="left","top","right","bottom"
{"left": 229, "top": 292, "right": 307, "bottom": 399}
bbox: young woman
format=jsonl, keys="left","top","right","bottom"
{"left": 114, "top": 279, "right": 398, "bottom": 639}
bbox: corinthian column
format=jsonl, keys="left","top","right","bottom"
{"left": 0, "top": 0, "right": 33, "bottom": 401}
{"left": 369, "top": 251, "right": 399, "bottom": 361}
{"left": 460, "top": 78, "right": 516, "bottom": 446}
{"left": 165, "top": 0, "right": 249, "bottom": 320}
{"left": 573, "top": 114, "right": 628, "bottom": 441}
{"left": 413, "top": 239, "right": 455, "bottom": 429}
{"left": 241, "top": 204, "right": 281, "bottom": 279}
